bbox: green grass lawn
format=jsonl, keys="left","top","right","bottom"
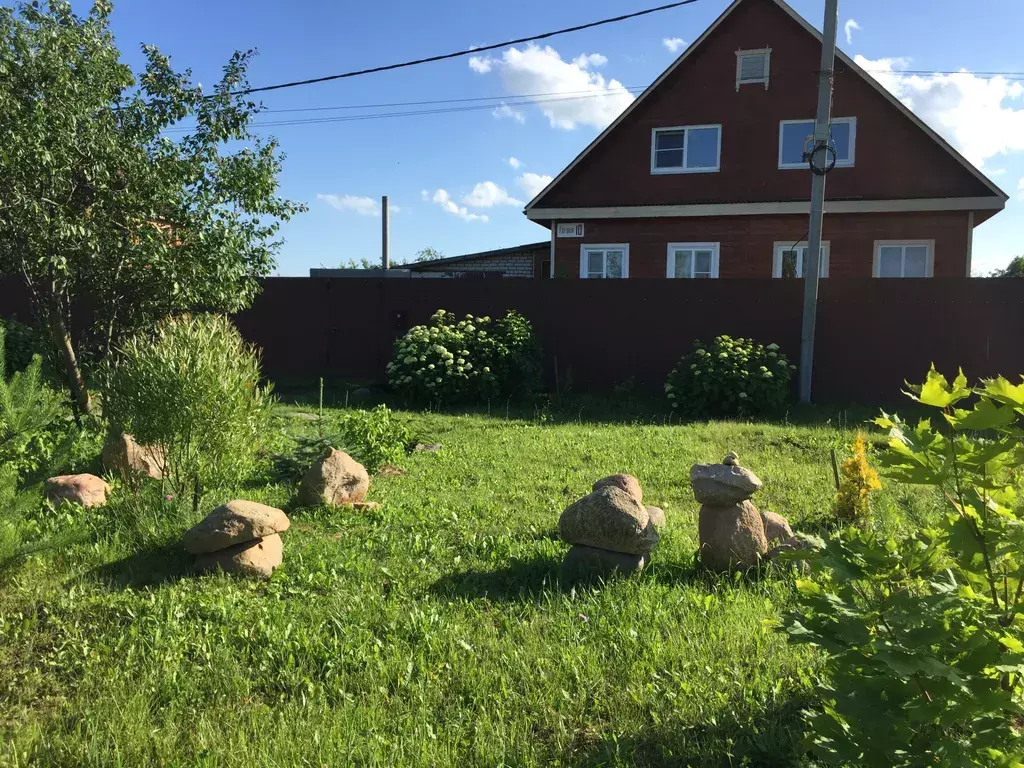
{"left": 0, "top": 397, "right": 943, "bottom": 767}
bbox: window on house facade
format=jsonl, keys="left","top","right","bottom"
{"left": 773, "top": 242, "right": 830, "bottom": 278}
{"left": 651, "top": 125, "right": 722, "bottom": 173}
{"left": 778, "top": 117, "right": 856, "bottom": 169}
{"left": 874, "top": 241, "right": 933, "bottom": 278}
{"left": 666, "top": 243, "right": 720, "bottom": 278}
{"left": 580, "top": 245, "right": 629, "bottom": 278}
{"left": 735, "top": 49, "right": 771, "bottom": 89}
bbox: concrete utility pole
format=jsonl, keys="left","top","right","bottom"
{"left": 798, "top": 0, "right": 840, "bottom": 403}
{"left": 381, "top": 195, "right": 390, "bottom": 269}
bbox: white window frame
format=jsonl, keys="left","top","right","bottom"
{"left": 579, "top": 244, "right": 629, "bottom": 279}
{"left": 666, "top": 242, "right": 720, "bottom": 278}
{"left": 872, "top": 240, "right": 935, "bottom": 278}
{"left": 772, "top": 241, "right": 830, "bottom": 278}
{"left": 735, "top": 48, "right": 771, "bottom": 90}
{"left": 650, "top": 125, "right": 722, "bottom": 175}
{"left": 778, "top": 117, "right": 857, "bottom": 170}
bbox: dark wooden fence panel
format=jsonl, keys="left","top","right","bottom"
{"left": 3, "top": 275, "right": 1022, "bottom": 403}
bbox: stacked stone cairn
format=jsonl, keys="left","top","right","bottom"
{"left": 558, "top": 474, "right": 665, "bottom": 584}
{"left": 297, "top": 448, "right": 378, "bottom": 510}
{"left": 184, "top": 500, "right": 290, "bottom": 578}
{"left": 693, "top": 452, "right": 795, "bottom": 572}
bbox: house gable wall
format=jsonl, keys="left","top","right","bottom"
{"left": 533, "top": 0, "right": 994, "bottom": 210}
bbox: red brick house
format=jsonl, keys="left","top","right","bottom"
{"left": 525, "top": 0, "right": 1007, "bottom": 279}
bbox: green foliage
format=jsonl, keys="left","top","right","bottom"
{"left": 665, "top": 336, "right": 793, "bottom": 418}
{"left": 0, "top": 324, "right": 67, "bottom": 480}
{"left": 413, "top": 247, "right": 445, "bottom": 263}
{"left": 991, "top": 256, "right": 1024, "bottom": 278}
{"left": 784, "top": 367, "right": 1024, "bottom": 766}
{"left": 0, "top": 317, "right": 44, "bottom": 374}
{"left": 334, "top": 405, "right": 411, "bottom": 473}
{"left": 387, "top": 310, "right": 542, "bottom": 406}
{"left": 0, "top": 1, "right": 304, "bottom": 412}
{"left": 102, "top": 315, "right": 273, "bottom": 509}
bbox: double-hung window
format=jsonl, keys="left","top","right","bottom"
{"left": 778, "top": 117, "right": 856, "bottom": 169}
{"left": 667, "top": 243, "right": 720, "bottom": 278}
{"left": 651, "top": 125, "right": 722, "bottom": 174}
{"left": 874, "top": 241, "right": 933, "bottom": 278}
{"left": 773, "top": 242, "right": 829, "bottom": 278}
{"left": 580, "top": 245, "right": 628, "bottom": 278}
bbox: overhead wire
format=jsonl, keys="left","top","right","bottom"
{"left": 232, "top": 0, "right": 703, "bottom": 96}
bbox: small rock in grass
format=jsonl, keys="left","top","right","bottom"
{"left": 560, "top": 544, "right": 646, "bottom": 585}
{"left": 343, "top": 501, "right": 381, "bottom": 511}
{"left": 194, "top": 534, "right": 283, "bottom": 578}
{"left": 690, "top": 463, "right": 762, "bottom": 505}
{"left": 45, "top": 474, "right": 110, "bottom": 508}
{"left": 559, "top": 486, "right": 658, "bottom": 555}
{"left": 376, "top": 463, "right": 407, "bottom": 477}
{"left": 101, "top": 433, "right": 164, "bottom": 480}
{"left": 413, "top": 443, "right": 442, "bottom": 453}
{"left": 698, "top": 500, "right": 768, "bottom": 572}
{"left": 645, "top": 505, "right": 667, "bottom": 531}
{"left": 592, "top": 473, "right": 642, "bottom": 504}
{"left": 723, "top": 451, "right": 740, "bottom": 466}
{"left": 298, "top": 448, "right": 370, "bottom": 507}
{"left": 183, "top": 499, "right": 290, "bottom": 554}
{"left": 761, "top": 510, "right": 794, "bottom": 546}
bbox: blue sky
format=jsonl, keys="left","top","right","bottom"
{"left": 83, "top": 0, "right": 1023, "bottom": 274}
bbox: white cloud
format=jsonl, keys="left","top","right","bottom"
{"left": 844, "top": 19, "right": 861, "bottom": 45}
{"left": 422, "top": 189, "right": 488, "bottom": 222}
{"left": 317, "top": 194, "right": 381, "bottom": 217}
{"left": 468, "top": 43, "right": 634, "bottom": 130}
{"left": 462, "top": 181, "right": 522, "bottom": 208}
{"left": 572, "top": 53, "right": 607, "bottom": 69}
{"left": 468, "top": 56, "right": 492, "bottom": 74}
{"left": 507, "top": 156, "right": 522, "bottom": 169}
{"left": 1018, "top": 177, "right": 1024, "bottom": 199}
{"left": 517, "top": 172, "right": 554, "bottom": 199}
{"left": 492, "top": 103, "right": 526, "bottom": 123}
{"left": 662, "top": 37, "right": 686, "bottom": 53}
{"left": 855, "top": 55, "right": 1024, "bottom": 169}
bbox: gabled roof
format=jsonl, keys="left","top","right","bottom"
{"left": 524, "top": 0, "right": 1007, "bottom": 213}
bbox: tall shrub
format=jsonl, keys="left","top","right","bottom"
{"left": 103, "top": 315, "right": 272, "bottom": 510}
{"left": 665, "top": 336, "right": 793, "bottom": 417}
{"left": 783, "top": 368, "right": 1024, "bottom": 765}
{"left": 386, "top": 310, "right": 542, "bottom": 406}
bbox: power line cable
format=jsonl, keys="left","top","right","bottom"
{"left": 232, "top": 0, "right": 703, "bottom": 96}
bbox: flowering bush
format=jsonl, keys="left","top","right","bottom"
{"left": 386, "top": 310, "right": 542, "bottom": 405}
{"left": 664, "top": 335, "right": 793, "bottom": 417}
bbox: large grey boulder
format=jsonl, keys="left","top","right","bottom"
{"left": 698, "top": 500, "right": 768, "bottom": 572}
{"left": 690, "top": 463, "right": 763, "bottom": 505}
{"left": 195, "top": 534, "right": 283, "bottom": 578}
{"left": 761, "top": 510, "right": 794, "bottom": 546}
{"left": 45, "top": 474, "right": 110, "bottom": 508}
{"left": 183, "top": 499, "right": 290, "bottom": 554}
{"left": 592, "top": 474, "right": 642, "bottom": 504}
{"left": 298, "top": 448, "right": 370, "bottom": 507}
{"left": 559, "top": 486, "right": 659, "bottom": 555}
{"left": 560, "top": 544, "right": 646, "bottom": 584}
{"left": 101, "top": 433, "right": 164, "bottom": 480}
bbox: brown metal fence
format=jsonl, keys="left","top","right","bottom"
{"left": 3, "top": 276, "right": 1022, "bottom": 403}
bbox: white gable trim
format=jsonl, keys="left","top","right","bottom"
{"left": 527, "top": 196, "right": 1004, "bottom": 221}
{"left": 523, "top": 0, "right": 1006, "bottom": 213}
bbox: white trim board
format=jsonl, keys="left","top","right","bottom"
{"left": 522, "top": 0, "right": 1007, "bottom": 214}
{"left": 528, "top": 197, "right": 1004, "bottom": 221}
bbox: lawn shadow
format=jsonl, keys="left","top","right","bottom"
{"left": 430, "top": 553, "right": 562, "bottom": 603}
{"left": 84, "top": 541, "right": 194, "bottom": 590}
{"left": 570, "top": 695, "right": 810, "bottom": 767}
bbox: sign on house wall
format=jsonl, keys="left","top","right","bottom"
{"left": 556, "top": 223, "right": 584, "bottom": 238}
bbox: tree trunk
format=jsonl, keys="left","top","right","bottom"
{"left": 49, "top": 306, "right": 91, "bottom": 417}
